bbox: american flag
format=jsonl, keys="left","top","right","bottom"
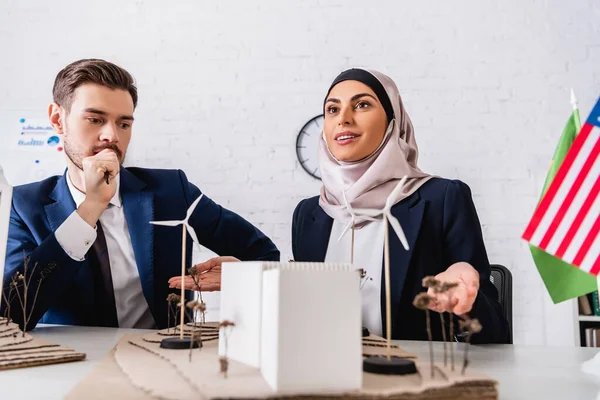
{"left": 523, "top": 97, "right": 600, "bottom": 275}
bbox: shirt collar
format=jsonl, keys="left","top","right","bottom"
{"left": 66, "top": 170, "right": 122, "bottom": 208}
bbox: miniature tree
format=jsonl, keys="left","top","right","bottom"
{"left": 422, "top": 276, "right": 447, "bottom": 366}
{"left": 166, "top": 295, "right": 172, "bottom": 332}
{"left": 440, "top": 281, "right": 459, "bottom": 371}
{"left": 1, "top": 273, "right": 18, "bottom": 325}
{"left": 185, "top": 301, "right": 204, "bottom": 361}
{"left": 9, "top": 254, "right": 55, "bottom": 335}
{"left": 219, "top": 356, "right": 229, "bottom": 379}
{"left": 187, "top": 266, "right": 207, "bottom": 324}
{"left": 186, "top": 301, "right": 204, "bottom": 341}
{"left": 166, "top": 294, "right": 181, "bottom": 334}
{"left": 218, "top": 320, "right": 236, "bottom": 378}
{"left": 459, "top": 318, "right": 482, "bottom": 375}
{"left": 413, "top": 292, "right": 435, "bottom": 378}
{"left": 186, "top": 301, "right": 199, "bottom": 330}
{"left": 189, "top": 330, "right": 202, "bottom": 362}
{"left": 187, "top": 266, "right": 203, "bottom": 303}
{"left": 198, "top": 302, "right": 207, "bottom": 324}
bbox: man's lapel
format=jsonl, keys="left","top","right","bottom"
{"left": 120, "top": 168, "right": 155, "bottom": 311}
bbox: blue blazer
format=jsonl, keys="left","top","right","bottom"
{"left": 292, "top": 178, "right": 509, "bottom": 344}
{"left": 3, "top": 167, "right": 280, "bottom": 330}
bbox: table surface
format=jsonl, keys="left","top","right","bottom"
{"left": 1, "top": 324, "right": 599, "bottom": 400}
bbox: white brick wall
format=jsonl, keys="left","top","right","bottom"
{"left": 1, "top": 0, "right": 599, "bottom": 345}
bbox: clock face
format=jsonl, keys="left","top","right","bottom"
{"left": 296, "top": 114, "right": 324, "bottom": 180}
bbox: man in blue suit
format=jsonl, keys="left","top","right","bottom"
{"left": 2, "top": 59, "right": 279, "bottom": 331}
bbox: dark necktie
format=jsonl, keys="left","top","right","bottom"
{"left": 89, "top": 220, "right": 119, "bottom": 327}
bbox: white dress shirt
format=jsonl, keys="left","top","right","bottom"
{"left": 54, "top": 172, "right": 155, "bottom": 329}
{"left": 325, "top": 220, "right": 384, "bottom": 336}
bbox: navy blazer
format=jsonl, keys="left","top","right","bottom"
{"left": 292, "top": 178, "right": 509, "bottom": 344}
{"left": 3, "top": 167, "right": 280, "bottom": 330}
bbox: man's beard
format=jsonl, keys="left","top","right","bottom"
{"left": 63, "top": 126, "right": 125, "bottom": 171}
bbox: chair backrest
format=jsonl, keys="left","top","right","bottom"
{"left": 489, "top": 264, "right": 513, "bottom": 344}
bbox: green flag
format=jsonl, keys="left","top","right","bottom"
{"left": 530, "top": 107, "right": 597, "bottom": 303}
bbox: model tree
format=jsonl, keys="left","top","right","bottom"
{"left": 412, "top": 292, "right": 435, "bottom": 378}
{"left": 7, "top": 254, "right": 55, "bottom": 335}
{"left": 218, "top": 320, "right": 235, "bottom": 378}
{"left": 459, "top": 318, "right": 482, "bottom": 375}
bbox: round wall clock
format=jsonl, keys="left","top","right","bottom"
{"left": 296, "top": 114, "right": 324, "bottom": 180}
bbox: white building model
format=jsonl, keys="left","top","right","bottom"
{"left": 219, "top": 262, "right": 362, "bottom": 394}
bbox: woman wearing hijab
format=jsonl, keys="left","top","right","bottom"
{"left": 292, "top": 68, "right": 509, "bottom": 344}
